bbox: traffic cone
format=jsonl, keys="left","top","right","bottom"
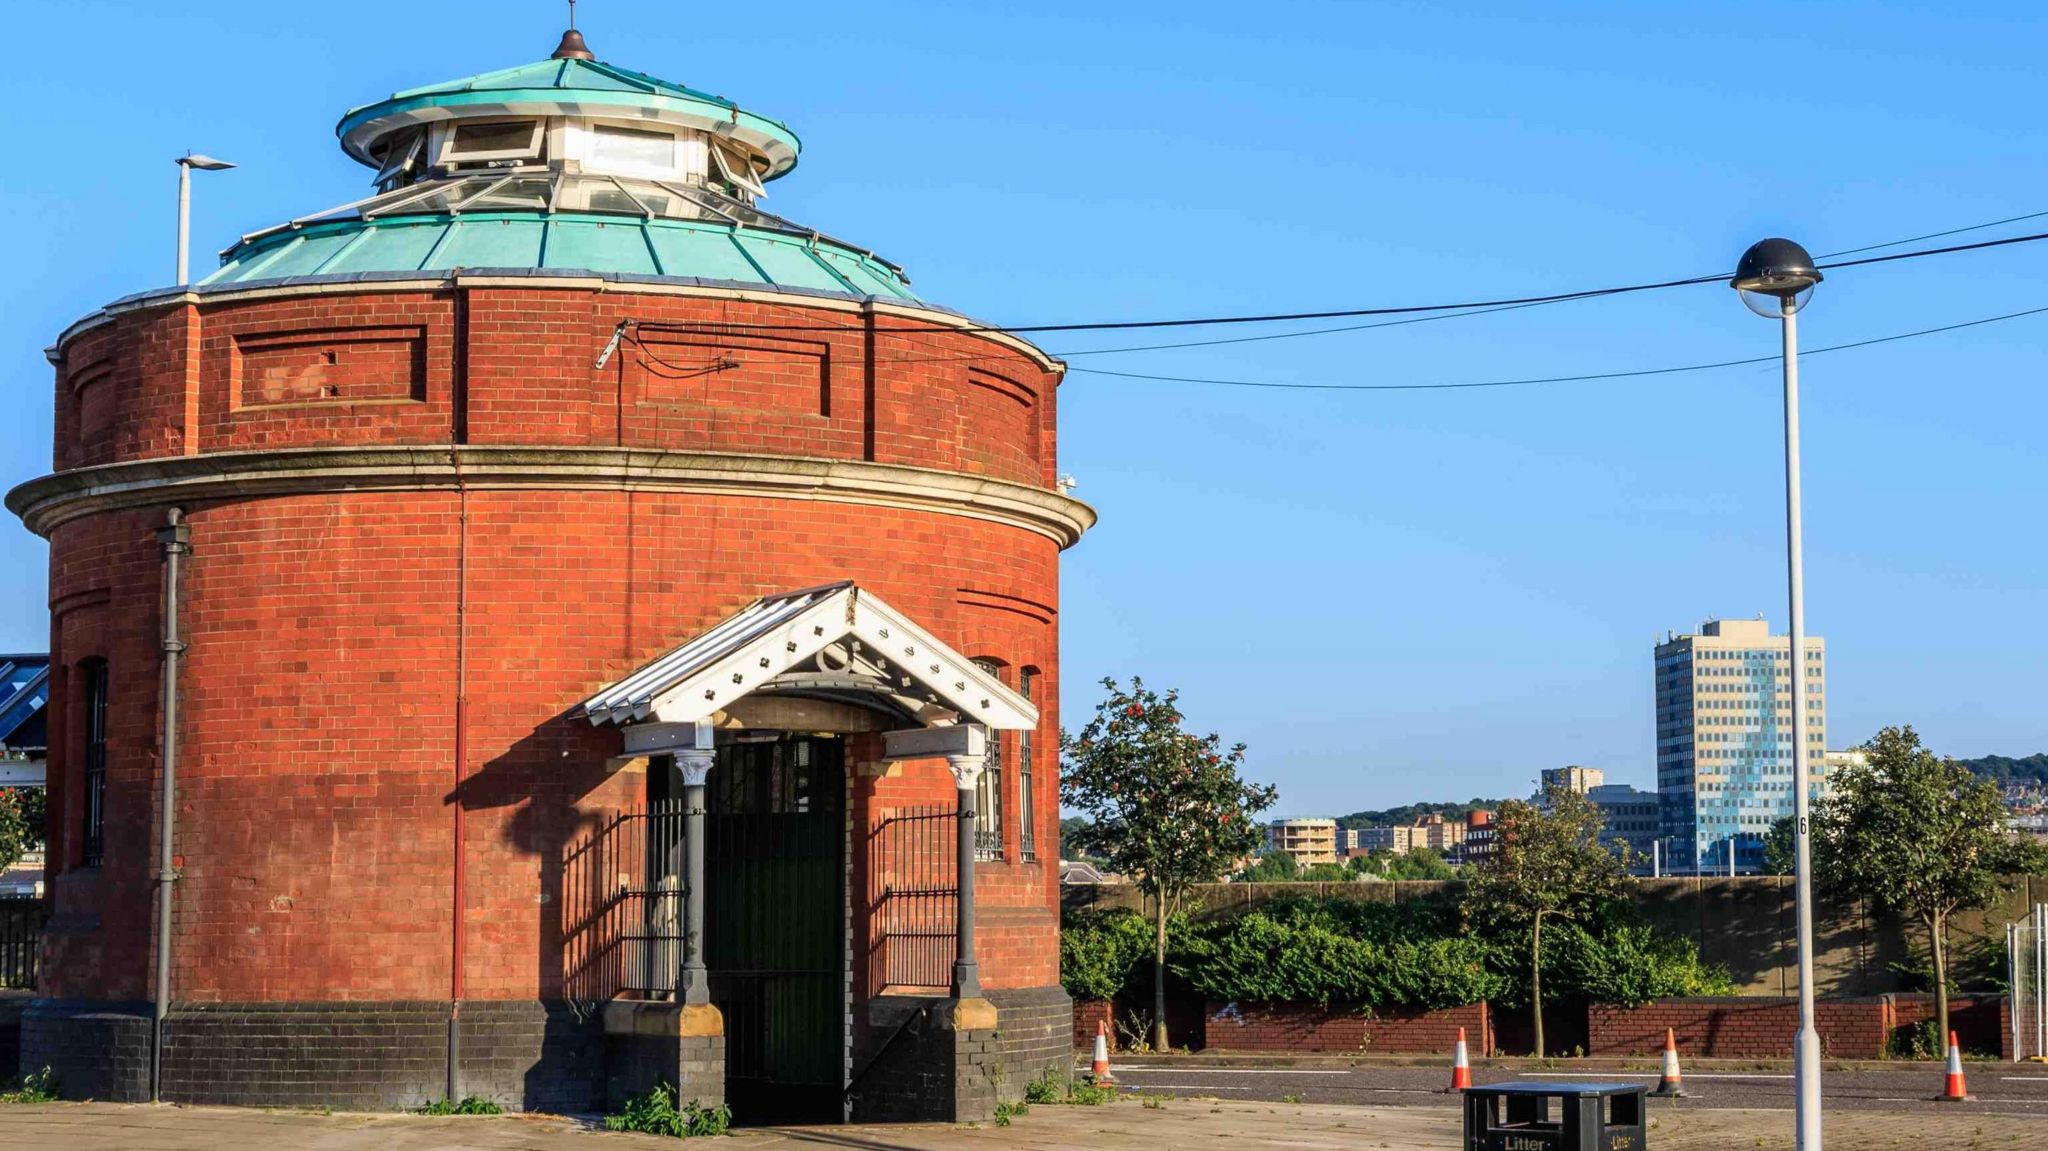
{"left": 1090, "top": 1020, "right": 1115, "bottom": 1083}
{"left": 1445, "top": 1026, "right": 1473, "bottom": 1092}
{"left": 1935, "top": 1030, "right": 1973, "bottom": 1102}
{"left": 1649, "top": 1028, "right": 1688, "bottom": 1098}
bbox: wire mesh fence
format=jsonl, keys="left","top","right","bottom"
{"left": 2011, "top": 903, "right": 2046, "bottom": 1062}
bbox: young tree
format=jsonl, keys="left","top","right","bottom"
{"left": 1464, "top": 787, "right": 1630, "bottom": 1055}
{"left": 0, "top": 786, "right": 46, "bottom": 872}
{"left": 1763, "top": 814, "right": 1797, "bottom": 876}
{"left": 1811, "top": 726, "right": 2044, "bottom": 1047}
{"left": 1062, "top": 678, "right": 1276, "bottom": 1050}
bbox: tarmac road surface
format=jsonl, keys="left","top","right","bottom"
{"left": 1104, "top": 1057, "right": 2048, "bottom": 1117}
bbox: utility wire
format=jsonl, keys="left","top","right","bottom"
{"left": 624, "top": 225, "right": 2048, "bottom": 340}
{"left": 1813, "top": 208, "right": 2048, "bottom": 260}
{"left": 1064, "top": 303, "right": 2048, "bottom": 392}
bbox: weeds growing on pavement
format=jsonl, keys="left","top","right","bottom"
{"left": 993, "top": 1100, "right": 1028, "bottom": 1126}
{"left": 605, "top": 1081, "right": 730, "bottom": 1137}
{"left": 1023, "top": 1067, "right": 1116, "bottom": 1105}
{"left": 416, "top": 1096, "right": 503, "bottom": 1115}
{"left": 0, "top": 1068, "right": 58, "bottom": 1104}
{"left": 1281, "top": 1093, "right": 1303, "bottom": 1104}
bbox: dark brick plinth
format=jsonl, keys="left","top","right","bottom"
{"left": 21, "top": 998, "right": 606, "bottom": 1111}
{"left": 602, "top": 1000, "right": 725, "bottom": 1111}
{"left": 19, "top": 998, "right": 152, "bottom": 1101}
{"left": 850, "top": 991, "right": 1063, "bottom": 1123}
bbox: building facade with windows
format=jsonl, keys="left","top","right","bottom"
{"left": 1541, "top": 765, "right": 1605, "bottom": 795}
{"left": 1586, "top": 784, "right": 1659, "bottom": 872}
{"left": 1654, "top": 619, "right": 1826, "bottom": 874}
{"left": 8, "top": 25, "right": 1091, "bottom": 1122}
{"left": 1264, "top": 818, "right": 1340, "bottom": 867}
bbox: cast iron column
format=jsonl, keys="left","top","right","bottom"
{"left": 949, "top": 751, "right": 986, "bottom": 999}
{"left": 677, "top": 747, "right": 713, "bottom": 1005}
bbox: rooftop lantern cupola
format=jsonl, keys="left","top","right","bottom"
{"left": 200, "top": 29, "right": 913, "bottom": 300}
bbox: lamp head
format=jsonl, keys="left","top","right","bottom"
{"left": 1732, "top": 237, "right": 1820, "bottom": 316}
{"left": 178, "top": 153, "right": 236, "bottom": 171}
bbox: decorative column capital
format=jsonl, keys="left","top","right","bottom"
{"left": 676, "top": 747, "right": 715, "bottom": 788}
{"left": 946, "top": 752, "right": 986, "bottom": 791}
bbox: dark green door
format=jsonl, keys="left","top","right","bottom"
{"left": 705, "top": 735, "right": 845, "bottom": 1124}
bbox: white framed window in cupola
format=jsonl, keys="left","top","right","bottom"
{"left": 437, "top": 119, "right": 546, "bottom": 165}
{"left": 374, "top": 129, "right": 424, "bottom": 190}
{"left": 711, "top": 141, "right": 767, "bottom": 198}
{"left": 585, "top": 123, "right": 680, "bottom": 178}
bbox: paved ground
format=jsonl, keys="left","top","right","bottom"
{"left": 1109, "top": 1054, "right": 2048, "bottom": 1116}
{"left": 0, "top": 1098, "right": 2040, "bottom": 1150}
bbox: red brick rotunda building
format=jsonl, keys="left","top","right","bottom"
{"left": 9, "top": 26, "right": 1092, "bottom": 1122}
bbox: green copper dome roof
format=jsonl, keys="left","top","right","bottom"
{"left": 201, "top": 35, "right": 918, "bottom": 302}
{"left": 201, "top": 172, "right": 916, "bottom": 299}
{"left": 337, "top": 54, "right": 800, "bottom": 179}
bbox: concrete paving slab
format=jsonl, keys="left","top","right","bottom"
{"left": 2, "top": 1098, "right": 2040, "bottom": 1150}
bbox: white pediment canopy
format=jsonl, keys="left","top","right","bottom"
{"left": 578, "top": 581, "right": 1037, "bottom": 732}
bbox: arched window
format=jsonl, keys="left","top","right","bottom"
{"left": 970, "top": 658, "right": 1004, "bottom": 861}
{"left": 1017, "top": 667, "right": 1038, "bottom": 860}
{"left": 80, "top": 658, "right": 108, "bottom": 868}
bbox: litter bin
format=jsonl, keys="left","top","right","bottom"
{"left": 1462, "top": 1081, "right": 1648, "bottom": 1151}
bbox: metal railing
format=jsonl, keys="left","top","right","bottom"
{"left": 562, "top": 800, "right": 688, "bottom": 1005}
{"left": 2010, "top": 902, "right": 2046, "bottom": 1062}
{"left": 865, "top": 805, "right": 957, "bottom": 995}
{"left": 0, "top": 896, "right": 44, "bottom": 990}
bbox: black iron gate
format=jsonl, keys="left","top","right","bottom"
{"left": 705, "top": 736, "right": 845, "bottom": 1124}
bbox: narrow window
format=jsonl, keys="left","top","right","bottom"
{"left": 81, "top": 658, "right": 108, "bottom": 868}
{"left": 439, "top": 119, "right": 545, "bottom": 165}
{"left": 1018, "top": 668, "right": 1037, "bottom": 860}
{"left": 971, "top": 659, "right": 1004, "bottom": 860}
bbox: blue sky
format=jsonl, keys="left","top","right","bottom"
{"left": 3, "top": 2, "right": 2044, "bottom": 815}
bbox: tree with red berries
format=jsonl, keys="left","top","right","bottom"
{"left": 1061, "top": 678, "right": 1276, "bottom": 1050}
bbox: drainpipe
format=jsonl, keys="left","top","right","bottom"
{"left": 152, "top": 507, "right": 192, "bottom": 1102}
{"left": 448, "top": 465, "right": 471, "bottom": 1102}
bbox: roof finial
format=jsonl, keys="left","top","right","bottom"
{"left": 552, "top": 2, "right": 595, "bottom": 60}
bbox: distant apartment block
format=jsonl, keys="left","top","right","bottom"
{"left": 1265, "top": 818, "right": 1339, "bottom": 866}
{"left": 1542, "top": 765, "right": 1605, "bottom": 794}
{"left": 1354, "top": 825, "right": 1413, "bottom": 855}
{"left": 1655, "top": 618, "right": 1827, "bottom": 874}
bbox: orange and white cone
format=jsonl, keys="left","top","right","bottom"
{"left": 1935, "top": 1030, "right": 1973, "bottom": 1102}
{"left": 1090, "top": 1020, "right": 1115, "bottom": 1083}
{"left": 1446, "top": 1026, "right": 1473, "bottom": 1092}
{"left": 1649, "top": 1028, "right": 1688, "bottom": 1098}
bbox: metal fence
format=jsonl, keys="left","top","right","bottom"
{"left": 2011, "top": 903, "right": 2046, "bottom": 1062}
{"left": 865, "top": 805, "right": 957, "bottom": 995}
{"left": 562, "top": 801, "right": 687, "bottom": 1004}
{"left": 0, "top": 896, "right": 43, "bottom": 990}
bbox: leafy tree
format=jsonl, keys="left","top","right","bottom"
{"left": 1370, "top": 847, "right": 1456, "bottom": 881}
{"left": 1062, "top": 678, "right": 1276, "bottom": 1050}
{"left": 1812, "top": 726, "right": 2046, "bottom": 1046}
{"left": 1232, "top": 851, "right": 1299, "bottom": 883}
{"left": 1059, "top": 816, "right": 1097, "bottom": 862}
{"left": 0, "top": 787, "right": 46, "bottom": 872}
{"left": 1463, "top": 786, "right": 1630, "bottom": 1055}
{"left": 1763, "top": 814, "right": 1796, "bottom": 876}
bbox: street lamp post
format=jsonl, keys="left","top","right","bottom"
{"left": 1732, "top": 237, "right": 1824, "bottom": 1151}
{"left": 175, "top": 153, "right": 236, "bottom": 285}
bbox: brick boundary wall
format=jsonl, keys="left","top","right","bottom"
{"left": 1073, "top": 999, "right": 1112, "bottom": 1051}
{"left": 1587, "top": 995, "right": 2010, "bottom": 1060}
{"left": 1202, "top": 1000, "right": 1489, "bottom": 1055}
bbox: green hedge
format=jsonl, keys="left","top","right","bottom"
{"left": 1060, "top": 897, "right": 1731, "bottom": 1010}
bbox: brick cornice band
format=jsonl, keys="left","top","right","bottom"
{"left": 7, "top": 445, "right": 1098, "bottom": 546}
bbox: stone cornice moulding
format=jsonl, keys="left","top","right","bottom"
{"left": 6, "top": 446, "right": 1098, "bottom": 548}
